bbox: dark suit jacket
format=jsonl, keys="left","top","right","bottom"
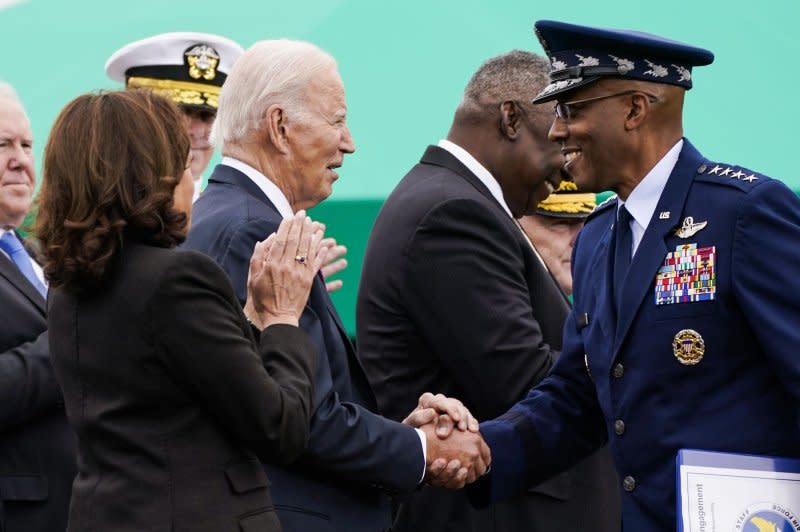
{"left": 0, "top": 231, "right": 76, "bottom": 532}
{"left": 184, "top": 164, "right": 424, "bottom": 532}
{"left": 47, "top": 242, "right": 317, "bottom": 532}
{"left": 356, "top": 146, "right": 620, "bottom": 532}
{"left": 475, "top": 140, "right": 800, "bottom": 530}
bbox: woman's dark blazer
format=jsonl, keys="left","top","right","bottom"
{"left": 47, "top": 242, "right": 317, "bottom": 532}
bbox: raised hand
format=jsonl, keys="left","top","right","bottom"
{"left": 244, "top": 211, "right": 328, "bottom": 329}
{"left": 320, "top": 236, "right": 348, "bottom": 293}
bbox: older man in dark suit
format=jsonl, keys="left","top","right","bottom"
{"left": 0, "top": 82, "right": 76, "bottom": 531}
{"left": 356, "top": 51, "right": 619, "bottom": 532}
{"left": 184, "top": 39, "right": 488, "bottom": 532}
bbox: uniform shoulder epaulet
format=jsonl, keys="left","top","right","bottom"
{"left": 695, "top": 161, "right": 770, "bottom": 192}
{"left": 585, "top": 194, "right": 617, "bottom": 223}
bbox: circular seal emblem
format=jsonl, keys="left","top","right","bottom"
{"left": 672, "top": 329, "right": 705, "bottom": 365}
{"left": 738, "top": 502, "right": 800, "bottom": 531}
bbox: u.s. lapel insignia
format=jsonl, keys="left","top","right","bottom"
{"left": 672, "top": 329, "right": 705, "bottom": 365}
{"left": 659, "top": 211, "right": 671, "bottom": 220}
{"left": 674, "top": 216, "right": 708, "bottom": 238}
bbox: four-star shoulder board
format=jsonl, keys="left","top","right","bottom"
{"left": 695, "top": 162, "right": 766, "bottom": 191}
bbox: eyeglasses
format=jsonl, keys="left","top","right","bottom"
{"left": 553, "top": 90, "right": 659, "bottom": 121}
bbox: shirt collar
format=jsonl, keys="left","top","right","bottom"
{"left": 192, "top": 176, "right": 202, "bottom": 203}
{"left": 619, "top": 139, "right": 683, "bottom": 228}
{"left": 221, "top": 156, "right": 294, "bottom": 220}
{"left": 438, "top": 139, "right": 513, "bottom": 218}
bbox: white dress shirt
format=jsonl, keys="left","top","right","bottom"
{"left": 192, "top": 177, "right": 203, "bottom": 203}
{"left": 618, "top": 139, "right": 683, "bottom": 257}
{"left": 220, "top": 157, "right": 429, "bottom": 479}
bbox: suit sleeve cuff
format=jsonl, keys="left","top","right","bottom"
{"left": 470, "top": 418, "right": 532, "bottom": 505}
{"left": 415, "top": 427, "right": 427, "bottom": 484}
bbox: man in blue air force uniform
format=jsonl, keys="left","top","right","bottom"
{"left": 469, "top": 20, "right": 800, "bottom": 530}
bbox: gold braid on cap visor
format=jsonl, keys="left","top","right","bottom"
{"left": 126, "top": 76, "right": 220, "bottom": 108}
{"left": 537, "top": 192, "right": 597, "bottom": 215}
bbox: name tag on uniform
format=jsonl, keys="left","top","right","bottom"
{"left": 654, "top": 243, "right": 716, "bottom": 305}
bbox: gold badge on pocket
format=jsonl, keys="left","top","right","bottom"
{"left": 672, "top": 329, "right": 705, "bottom": 365}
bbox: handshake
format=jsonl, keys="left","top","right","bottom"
{"left": 403, "top": 392, "right": 491, "bottom": 489}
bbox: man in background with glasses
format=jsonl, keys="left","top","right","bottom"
{"left": 467, "top": 20, "right": 800, "bottom": 531}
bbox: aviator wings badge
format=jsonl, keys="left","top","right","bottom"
{"left": 674, "top": 216, "right": 708, "bottom": 238}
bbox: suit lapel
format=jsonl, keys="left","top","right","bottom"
{"left": 514, "top": 218, "right": 572, "bottom": 307}
{"left": 316, "top": 272, "right": 355, "bottom": 350}
{"left": 612, "top": 140, "right": 705, "bottom": 356}
{"left": 591, "top": 220, "right": 616, "bottom": 340}
{"left": 0, "top": 252, "right": 45, "bottom": 313}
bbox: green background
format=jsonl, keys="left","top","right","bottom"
{"left": 3, "top": 0, "right": 797, "bottom": 333}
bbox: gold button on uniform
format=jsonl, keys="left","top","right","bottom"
{"left": 623, "top": 476, "right": 636, "bottom": 492}
{"left": 614, "top": 419, "right": 625, "bottom": 435}
{"left": 612, "top": 363, "right": 624, "bottom": 378}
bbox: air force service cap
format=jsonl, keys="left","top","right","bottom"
{"left": 532, "top": 20, "right": 714, "bottom": 103}
{"left": 105, "top": 32, "right": 244, "bottom": 111}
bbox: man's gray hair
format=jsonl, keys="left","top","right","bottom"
{"left": 211, "top": 39, "right": 337, "bottom": 146}
{"left": 458, "top": 50, "right": 551, "bottom": 114}
{"left": 0, "top": 81, "right": 27, "bottom": 116}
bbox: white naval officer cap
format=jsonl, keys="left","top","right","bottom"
{"left": 105, "top": 32, "right": 244, "bottom": 111}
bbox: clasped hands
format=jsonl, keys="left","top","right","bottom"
{"left": 403, "top": 392, "right": 490, "bottom": 489}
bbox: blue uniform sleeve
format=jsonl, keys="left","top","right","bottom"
{"left": 470, "top": 228, "right": 608, "bottom": 505}
{"left": 732, "top": 179, "right": 800, "bottom": 408}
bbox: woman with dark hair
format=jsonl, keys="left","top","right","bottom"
{"left": 35, "top": 90, "right": 323, "bottom": 532}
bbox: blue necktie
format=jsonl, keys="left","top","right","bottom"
{"left": 0, "top": 231, "right": 47, "bottom": 299}
{"left": 613, "top": 206, "right": 633, "bottom": 309}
